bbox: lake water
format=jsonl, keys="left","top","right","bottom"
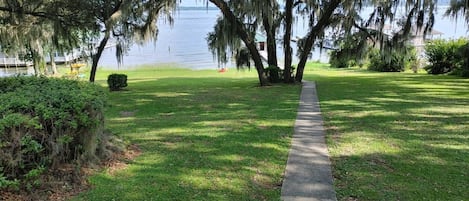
{"left": 99, "top": 8, "right": 224, "bottom": 69}
{"left": 99, "top": 6, "right": 468, "bottom": 70}
{"left": 98, "top": 7, "right": 333, "bottom": 69}
{"left": 2, "top": 5, "right": 468, "bottom": 76}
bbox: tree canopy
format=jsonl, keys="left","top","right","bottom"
{"left": 206, "top": 0, "right": 448, "bottom": 85}
{"left": 0, "top": 0, "right": 468, "bottom": 85}
{"left": 445, "top": 0, "right": 469, "bottom": 25}
{"left": 0, "top": 0, "right": 177, "bottom": 81}
{"left": 0, "top": 0, "right": 96, "bottom": 74}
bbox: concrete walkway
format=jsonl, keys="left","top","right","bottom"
{"left": 281, "top": 82, "right": 337, "bottom": 201}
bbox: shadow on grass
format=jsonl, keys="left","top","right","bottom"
{"left": 76, "top": 77, "right": 301, "bottom": 200}
{"left": 305, "top": 70, "right": 469, "bottom": 200}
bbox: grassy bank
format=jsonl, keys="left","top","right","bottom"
{"left": 74, "top": 66, "right": 301, "bottom": 200}
{"left": 303, "top": 66, "right": 469, "bottom": 200}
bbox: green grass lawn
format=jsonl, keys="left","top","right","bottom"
{"left": 72, "top": 63, "right": 468, "bottom": 200}
{"left": 303, "top": 65, "right": 469, "bottom": 200}
{"left": 73, "top": 66, "right": 301, "bottom": 200}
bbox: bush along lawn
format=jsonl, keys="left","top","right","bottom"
{"left": 74, "top": 67, "right": 301, "bottom": 200}
{"left": 303, "top": 66, "right": 469, "bottom": 200}
{"left": 0, "top": 76, "right": 110, "bottom": 198}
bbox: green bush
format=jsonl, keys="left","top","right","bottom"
{"left": 329, "top": 50, "right": 350, "bottom": 68}
{"left": 460, "top": 44, "right": 469, "bottom": 78}
{"left": 107, "top": 74, "right": 128, "bottom": 91}
{"left": 329, "top": 48, "right": 366, "bottom": 69}
{"left": 424, "top": 38, "right": 468, "bottom": 75}
{"left": 265, "top": 65, "right": 281, "bottom": 83}
{"left": 368, "top": 47, "right": 416, "bottom": 72}
{"left": 0, "top": 76, "right": 107, "bottom": 191}
{"left": 328, "top": 32, "right": 368, "bottom": 68}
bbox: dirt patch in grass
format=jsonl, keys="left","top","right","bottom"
{"left": 104, "top": 144, "right": 142, "bottom": 175}
{"left": 119, "top": 111, "right": 136, "bottom": 117}
{"left": 0, "top": 144, "right": 141, "bottom": 201}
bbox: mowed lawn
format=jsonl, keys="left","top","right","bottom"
{"left": 303, "top": 65, "right": 469, "bottom": 200}
{"left": 73, "top": 64, "right": 469, "bottom": 200}
{"left": 74, "top": 66, "right": 301, "bottom": 200}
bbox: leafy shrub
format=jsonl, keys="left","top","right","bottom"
{"left": 329, "top": 51, "right": 364, "bottom": 68}
{"left": 0, "top": 76, "right": 107, "bottom": 191}
{"left": 107, "top": 74, "right": 128, "bottom": 91}
{"left": 368, "top": 47, "right": 416, "bottom": 72}
{"left": 329, "top": 50, "right": 350, "bottom": 68}
{"left": 328, "top": 32, "right": 368, "bottom": 68}
{"left": 235, "top": 48, "right": 251, "bottom": 70}
{"left": 265, "top": 65, "right": 281, "bottom": 83}
{"left": 263, "top": 65, "right": 295, "bottom": 83}
{"left": 460, "top": 43, "right": 469, "bottom": 78}
{"left": 0, "top": 168, "right": 19, "bottom": 190}
{"left": 424, "top": 38, "right": 468, "bottom": 75}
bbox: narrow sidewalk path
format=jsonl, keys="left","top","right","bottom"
{"left": 281, "top": 81, "right": 337, "bottom": 201}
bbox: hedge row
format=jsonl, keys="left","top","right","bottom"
{"left": 0, "top": 76, "right": 107, "bottom": 190}
{"left": 424, "top": 38, "right": 469, "bottom": 77}
{"left": 328, "top": 44, "right": 417, "bottom": 72}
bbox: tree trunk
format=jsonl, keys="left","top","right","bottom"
{"left": 89, "top": 33, "right": 110, "bottom": 82}
{"left": 283, "top": 0, "right": 294, "bottom": 83}
{"left": 49, "top": 52, "right": 58, "bottom": 75}
{"left": 295, "top": 0, "right": 342, "bottom": 82}
{"left": 263, "top": 18, "right": 277, "bottom": 67}
{"left": 31, "top": 50, "right": 41, "bottom": 76}
{"left": 209, "top": 0, "right": 270, "bottom": 86}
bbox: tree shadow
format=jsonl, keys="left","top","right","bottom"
{"left": 305, "top": 71, "right": 469, "bottom": 200}
{"left": 76, "top": 77, "right": 301, "bottom": 200}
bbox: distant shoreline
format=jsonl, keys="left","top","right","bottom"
{"left": 177, "top": 6, "right": 218, "bottom": 11}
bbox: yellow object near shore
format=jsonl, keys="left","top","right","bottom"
{"left": 71, "top": 63, "right": 85, "bottom": 68}
{"left": 70, "top": 63, "right": 86, "bottom": 74}
{"left": 70, "top": 63, "right": 86, "bottom": 77}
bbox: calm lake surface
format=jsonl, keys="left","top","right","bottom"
{"left": 99, "top": 8, "right": 223, "bottom": 69}
{"left": 99, "top": 6, "right": 468, "bottom": 70}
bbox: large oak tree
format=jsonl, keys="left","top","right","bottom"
{"left": 207, "top": 0, "right": 440, "bottom": 85}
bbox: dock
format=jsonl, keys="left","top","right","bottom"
{"left": 0, "top": 53, "right": 32, "bottom": 67}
